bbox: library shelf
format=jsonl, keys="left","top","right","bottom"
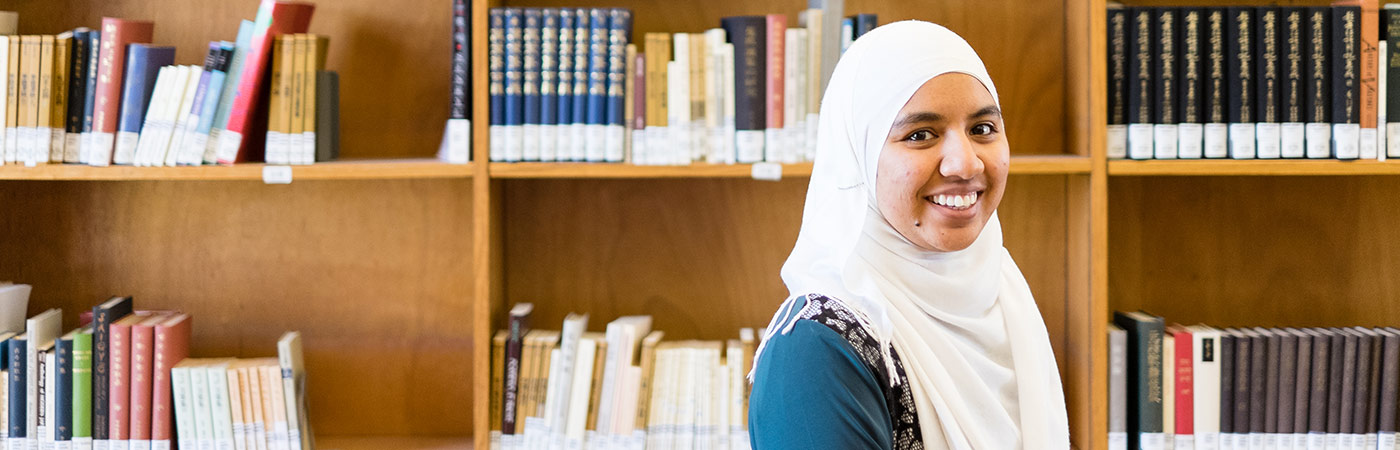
{"left": 488, "top": 155, "right": 1091, "bottom": 179}
{"left": 1108, "top": 159, "right": 1400, "bottom": 176}
{"left": 0, "top": 159, "right": 472, "bottom": 181}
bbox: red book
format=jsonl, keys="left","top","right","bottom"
{"left": 151, "top": 314, "right": 190, "bottom": 445}
{"left": 1170, "top": 325, "right": 1195, "bottom": 436}
{"left": 108, "top": 314, "right": 145, "bottom": 442}
{"left": 91, "top": 17, "right": 154, "bottom": 165}
{"left": 217, "top": 0, "right": 315, "bottom": 165}
{"left": 765, "top": 14, "right": 785, "bottom": 131}
{"left": 129, "top": 314, "right": 168, "bottom": 442}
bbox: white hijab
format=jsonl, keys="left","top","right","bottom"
{"left": 753, "top": 21, "right": 1069, "bottom": 449}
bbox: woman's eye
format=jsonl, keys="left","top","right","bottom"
{"left": 971, "top": 123, "right": 996, "bottom": 136}
{"left": 906, "top": 130, "right": 935, "bottom": 142}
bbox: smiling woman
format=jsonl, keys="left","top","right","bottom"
{"left": 746, "top": 21, "right": 1068, "bottom": 450}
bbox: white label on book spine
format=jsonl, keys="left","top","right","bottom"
{"left": 113, "top": 132, "right": 140, "bottom": 165}
{"left": 1256, "top": 123, "right": 1282, "bottom": 158}
{"left": 72, "top": 438, "right": 90, "bottom": 450}
{"left": 631, "top": 129, "right": 648, "bottom": 165}
{"left": 1334, "top": 124, "right": 1362, "bottom": 159}
{"left": 605, "top": 125, "right": 625, "bottom": 162}
{"left": 1140, "top": 432, "right": 1166, "bottom": 450}
{"left": 40, "top": 439, "right": 54, "bottom": 450}
{"left": 751, "top": 162, "right": 783, "bottom": 181}
{"left": 263, "top": 165, "right": 293, "bottom": 184}
{"left": 1378, "top": 432, "right": 1395, "bottom": 450}
{"left": 569, "top": 123, "right": 586, "bottom": 161}
{"left": 1304, "top": 433, "right": 1323, "bottom": 450}
{"left": 215, "top": 439, "right": 232, "bottom": 450}
{"left": 445, "top": 118, "right": 471, "bottom": 164}
{"left": 90, "top": 132, "right": 115, "bottom": 167}
{"left": 1205, "top": 123, "right": 1229, "bottom": 158}
{"left": 216, "top": 130, "right": 244, "bottom": 164}
{"left": 128, "top": 441, "right": 148, "bottom": 450}
{"left": 4, "top": 129, "right": 15, "bottom": 163}
{"left": 187, "top": 134, "right": 211, "bottom": 165}
{"left": 91, "top": 440, "right": 107, "bottom": 450}
{"left": 1108, "top": 432, "right": 1128, "bottom": 450}
{"left": 489, "top": 126, "right": 504, "bottom": 162}
{"left": 1306, "top": 124, "right": 1332, "bottom": 158}
{"left": 1221, "top": 433, "right": 1235, "bottom": 450}
{"left": 1361, "top": 128, "right": 1379, "bottom": 159}
{"left": 734, "top": 130, "right": 764, "bottom": 164}
{"left": 1228, "top": 123, "right": 1256, "bottom": 159}
{"left": 51, "top": 129, "right": 65, "bottom": 162}
{"left": 503, "top": 126, "right": 524, "bottom": 162}
{"left": 1128, "top": 124, "right": 1154, "bottom": 159}
{"left": 763, "top": 128, "right": 780, "bottom": 162}
{"left": 150, "top": 442, "right": 168, "bottom": 450}
{"left": 1178, "top": 123, "right": 1204, "bottom": 159}
{"left": 1153, "top": 124, "right": 1179, "bottom": 159}
{"left": 1177, "top": 434, "right": 1196, "bottom": 450}
{"left": 539, "top": 125, "right": 557, "bottom": 162}
{"left": 585, "top": 124, "right": 607, "bottom": 162}
{"left": 1281, "top": 123, "right": 1306, "bottom": 158}
{"left": 1198, "top": 432, "right": 1219, "bottom": 450}
{"left": 64, "top": 133, "right": 81, "bottom": 163}
{"left": 1264, "top": 433, "right": 1278, "bottom": 449}
{"left": 522, "top": 124, "right": 540, "bottom": 161}
{"left": 1325, "top": 434, "right": 1341, "bottom": 450}
{"left": 56, "top": 441, "right": 70, "bottom": 450}
{"left": 1388, "top": 124, "right": 1400, "bottom": 158}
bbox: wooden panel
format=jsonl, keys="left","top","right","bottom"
{"left": 0, "top": 160, "right": 472, "bottom": 181}
{"left": 318, "top": 436, "right": 472, "bottom": 450}
{"left": 499, "top": 175, "right": 1073, "bottom": 375}
{"left": 489, "top": 155, "right": 1092, "bottom": 178}
{"left": 498, "top": 0, "right": 1069, "bottom": 156}
{"left": 1109, "top": 176, "right": 1400, "bottom": 328}
{"left": 1074, "top": 0, "right": 1109, "bottom": 447}
{"left": 0, "top": 179, "right": 474, "bottom": 436}
{"left": 1110, "top": 159, "right": 1400, "bottom": 176}
{"left": 11, "top": 0, "right": 453, "bottom": 160}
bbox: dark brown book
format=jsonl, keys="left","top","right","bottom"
{"left": 1361, "top": 328, "right": 1382, "bottom": 438}
{"left": 1328, "top": 329, "right": 1347, "bottom": 435}
{"left": 1351, "top": 328, "right": 1374, "bottom": 437}
{"left": 1292, "top": 329, "right": 1314, "bottom": 437}
{"left": 1279, "top": 329, "right": 1299, "bottom": 435}
{"left": 1249, "top": 329, "right": 1269, "bottom": 438}
{"left": 1309, "top": 328, "right": 1331, "bottom": 435}
{"left": 1236, "top": 329, "right": 1254, "bottom": 434}
{"left": 1378, "top": 328, "right": 1400, "bottom": 436}
{"left": 1221, "top": 329, "right": 1237, "bottom": 436}
{"left": 1339, "top": 329, "right": 1359, "bottom": 435}
{"left": 1261, "top": 328, "right": 1281, "bottom": 436}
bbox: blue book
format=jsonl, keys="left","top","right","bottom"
{"left": 522, "top": 8, "right": 542, "bottom": 161}
{"left": 113, "top": 44, "right": 175, "bottom": 165}
{"left": 194, "top": 44, "right": 234, "bottom": 138}
{"left": 207, "top": 20, "right": 255, "bottom": 164}
{"left": 604, "top": 9, "right": 631, "bottom": 162}
{"left": 489, "top": 8, "right": 506, "bottom": 161}
{"left": 585, "top": 8, "right": 609, "bottom": 161}
{"left": 539, "top": 8, "right": 559, "bottom": 161}
{"left": 557, "top": 9, "right": 575, "bottom": 138}
{"left": 504, "top": 8, "right": 525, "bottom": 162}
{"left": 9, "top": 334, "right": 25, "bottom": 442}
{"left": 173, "top": 42, "right": 222, "bottom": 165}
{"left": 569, "top": 7, "right": 590, "bottom": 161}
{"left": 55, "top": 333, "right": 72, "bottom": 442}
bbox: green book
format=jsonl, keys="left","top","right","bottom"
{"left": 72, "top": 326, "right": 93, "bottom": 439}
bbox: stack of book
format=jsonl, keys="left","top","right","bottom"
{"left": 1112, "top": 311, "right": 1400, "bottom": 450}
{"left": 486, "top": 5, "right": 875, "bottom": 166}
{"left": 1106, "top": 2, "right": 1400, "bottom": 162}
{"left": 0, "top": 1, "right": 340, "bottom": 169}
{"left": 0, "top": 296, "right": 312, "bottom": 450}
{"left": 489, "top": 303, "right": 756, "bottom": 450}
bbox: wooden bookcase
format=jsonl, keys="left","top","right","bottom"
{"left": 16, "top": 0, "right": 1396, "bottom": 448}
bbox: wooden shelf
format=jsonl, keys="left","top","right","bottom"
{"left": 1108, "top": 159, "right": 1400, "bottom": 176}
{"left": 317, "top": 436, "right": 472, "bottom": 450}
{"left": 488, "top": 155, "right": 1090, "bottom": 179}
{"left": 0, "top": 159, "right": 472, "bottom": 181}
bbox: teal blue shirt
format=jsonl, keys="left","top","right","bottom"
{"left": 748, "top": 305, "right": 896, "bottom": 450}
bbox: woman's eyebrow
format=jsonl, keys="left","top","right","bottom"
{"left": 971, "top": 105, "right": 1002, "bottom": 119}
{"left": 893, "top": 112, "right": 942, "bottom": 128}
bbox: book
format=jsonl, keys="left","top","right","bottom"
{"left": 1168, "top": 326, "right": 1193, "bottom": 448}
{"left": 0, "top": 35, "right": 10, "bottom": 164}
{"left": 569, "top": 8, "right": 589, "bottom": 162}
{"left": 1281, "top": 8, "right": 1308, "bottom": 159}
{"left": 1187, "top": 326, "right": 1220, "bottom": 449}
{"left": 190, "top": 43, "right": 234, "bottom": 166}
{"left": 159, "top": 65, "right": 204, "bottom": 167}
{"left": 1256, "top": 7, "right": 1283, "bottom": 159}
{"left": 852, "top": 14, "right": 876, "bottom": 38}
{"left": 721, "top": 16, "right": 766, "bottom": 164}
{"left": 808, "top": 0, "right": 842, "bottom": 96}
{"left": 642, "top": 33, "right": 669, "bottom": 166}
{"left": 206, "top": 362, "right": 236, "bottom": 450}
{"left": 79, "top": 31, "right": 99, "bottom": 165}
{"left": 1178, "top": 8, "right": 1205, "bottom": 160}
{"left": 502, "top": 303, "right": 532, "bottom": 435}
{"left": 522, "top": 8, "right": 542, "bottom": 162}
{"left": 1127, "top": 7, "right": 1154, "bottom": 160}
{"left": 265, "top": 36, "right": 290, "bottom": 165}
{"left": 1113, "top": 311, "right": 1165, "bottom": 450}
{"left": 8, "top": 334, "right": 25, "bottom": 450}
{"left": 63, "top": 28, "right": 91, "bottom": 163}
{"left": 1306, "top": 7, "right": 1334, "bottom": 159}
{"left": 1388, "top": 6, "right": 1400, "bottom": 158}
{"left": 1339, "top": 0, "right": 1381, "bottom": 159}
{"left": 277, "top": 332, "right": 309, "bottom": 450}
{"left": 1276, "top": 330, "right": 1298, "bottom": 447}
{"left": 1226, "top": 7, "right": 1257, "bottom": 159}
{"left": 1333, "top": 5, "right": 1362, "bottom": 159}
{"left": 133, "top": 66, "right": 182, "bottom": 168}
{"left": 539, "top": 9, "right": 559, "bottom": 163}
{"left": 151, "top": 314, "right": 189, "bottom": 450}
{"left": 445, "top": 0, "right": 470, "bottom": 164}
{"left": 624, "top": 43, "right": 638, "bottom": 163}
{"left": 37, "top": 342, "right": 53, "bottom": 450}
{"left": 111, "top": 44, "right": 174, "bottom": 165}
{"left": 91, "top": 297, "right": 132, "bottom": 448}
{"left": 668, "top": 32, "right": 690, "bottom": 166}
{"left": 490, "top": 331, "right": 507, "bottom": 447}
{"left": 129, "top": 314, "right": 166, "bottom": 450}
{"left": 585, "top": 8, "right": 608, "bottom": 162}
{"left": 1153, "top": 7, "right": 1180, "bottom": 160}
{"left": 1378, "top": 329, "right": 1400, "bottom": 448}
{"left": 50, "top": 34, "right": 71, "bottom": 164}
{"left": 605, "top": 9, "right": 631, "bottom": 163}
{"left": 206, "top": 20, "right": 254, "bottom": 165}
{"left": 489, "top": 9, "right": 506, "bottom": 162}
{"left": 764, "top": 14, "right": 785, "bottom": 162}
{"left": 1161, "top": 330, "right": 1174, "bottom": 447}
{"left": 217, "top": 0, "right": 314, "bottom": 165}
{"left": 177, "top": 43, "right": 229, "bottom": 166}
{"left": 89, "top": 18, "right": 154, "bottom": 166}
{"left": 799, "top": 9, "right": 821, "bottom": 162}
{"left": 56, "top": 330, "right": 73, "bottom": 447}
{"left": 1109, "top": 324, "right": 1128, "bottom": 450}
{"left": 72, "top": 327, "right": 92, "bottom": 450}
{"left": 222, "top": 364, "right": 245, "bottom": 450}
{"left": 313, "top": 70, "right": 338, "bottom": 162}
{"left": 554, "top": 8, "right": 574, "bottom": 164}
{"left": 502, "top": 8, "right": 524, "bottom": 163}
{"left": 107, "top": 314, "right": 145, "bottom": 449}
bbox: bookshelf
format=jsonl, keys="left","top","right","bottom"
{"left": 0, "top": 159, "right": 472, "bottom": 180}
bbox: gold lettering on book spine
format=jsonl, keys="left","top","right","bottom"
{"left": 559, "top": 14, "right": 574, "bottom": 97}
{"left": 1111, "top": 12, "right": 1126, "bottom": 123}
{"left": 523, "top": 14, "right": 539, "bottom": 97}
{"left": 94, "top": 23, "right": 116, "bottom": 130}
{"left": 505, "top": 14, "right": 522, "bottom": 96}
{"left": 541, "top": 16, "right": 557, "bottom": 97}
{"left": 1239, "top": 11, "right": 1253, "bottom": 122}
{"left": 1183, "top": 11, "right": 1201, "bottom": 123}
{"left": 1136, "top": 11, "right": 1151, "bottom": 122}
{"left": 1161, "top": 11, "right": 1176, "bottom": 122}
{"left": 1312, "top": 11, "right": 1327, "bottom": 122}
{"left": 1286, "top": 11, "right": 1303, "bottom": 119}
{"left": 1263, "top": 11, "right": 1278, "bottom": 122}
{"left": 489, "top": 15, "right": 504, "bottom": 96}
{"left": 1210, "top": 10, "right": 1226, "bottom": 122}
{"left": 743, "top": 26, "right": 761, "bottom": 99}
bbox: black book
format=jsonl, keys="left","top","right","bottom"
{"left": 1279, "top": 330, "right": 1298, "bottom": 437}
{"left": 1114, "top": 311, "right": 1165, "bottom": 448}
{"left": 1180, "top": 8, "right": 1205, "bottom": 129}
{"left": 720, "top": 16, "right": 769, "bottom": 137}
{"left": 1249, "top": 330, "right": 1268, "bottom": 441}
{"left": 1386, "top": 8, "right": 1400, "bottom": 147}
{"left": 1358, "top": 328, "right": 1381, "bottom": 441}
{"left": 1305, "top": 7, "right": 1333, "bottom": 159}
{"left": 1109, "top": 6, "right": 1128, "bottom": 128}
{"left": 65, "top": 29, "right": 91, "bottom": 137}
{"left": 1235, "top": 329, "right": 1253, "bottom": 436}
{"left": 1309, "top": 329, "right": 1331, "bottom": 436}
{"left": 56, "top": 331, "right": 73, "bottom": 441}
{"left": 450, "top": 0, "right": 469, "bottom": 121}
{"left": 7, "top": 334, "right": 23, "bottom": 441}
{"left": 1205, "top": 7, "right": 1229, "bottom": 158}
{"left": 315, "top": 71, "right": 340, "bottom": 162}
{"left": 1340, "top": 330, "right": 1359, "bottom": 437}
{"left": 91, "top": 296, "right": 133, "bottom": 441}
{"left": 1154, "top": 7, "right": 1179, "bottom": 128}
{"left": 1280, "top": 8, "right": 1308, "bottom": 158}
{"left": 1256, "top": 7, "right": 1284, "bottom": 159}
{"left": 1378, "top": 329, "right": 1400, "bottom": 438}
{"left": 1221, "top": 330, "right": 1237, "bottom": 437}
{"left": 501, "top": 303, "right": 533, "bottom": 435}
{"left": 1263, "top": 328, "right": 1282, "bottom": 438}
{"left": 1333, "top": 5, "right": 1362, "bottom": 159}
{"left": 82, "top": 32, "right": 100, "bottom": 136}
{"left": 1292, "top": 329, "right": 1314, "bottom": 439}
{"left": 1227, "top": 6, "right": 1257, "bottom": 159}
{"left": 1127, "top": 7, "right": 1155, "bottom": 160}
{"left": 1328, "top": 330, "right": 1347, "bottom": 437}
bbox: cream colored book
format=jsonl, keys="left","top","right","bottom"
{"left": 136, "top": 66, "right": 190, "bottom": 167}
{"left": 668, "top": 33, "right": 690, "bottom": 165}
{"left": 34, "top": 35, "right": 53, "bottom": 165}
{"left": 489, "top": 331, "right": 507, "bottom": 448}
{"left": 633, "top": 330, "right": 664, "bottom": 432}
{"left": 4, "top": 37, "right": 18, "bottom": 164}
{"left": 689, "top": 33, "right": 706, "bottom": 163}
{"left": 583, "top": 332, "right": 607, "bottom": 434}
{"left": 261, "top": 365, "right": 288, "bottom": 450}
{"left": 801, "top": 8, "right": 823, "bottom": 161}
{"left": 563, "top": 336, "right": 596, "bottom": 445}
{"left": 240, "top": 365, "right": 267, "bottom": 450}
{"left": 49, "top": 34, "right": 69, "bottom": 164}
{"left": 163, "top": 66, "right": 203, "bottom": 167}
{"left": 703, "top": 29, "right": 725, "bottom": 163}
{"left": 276, "top": 332, "right": 308, "bottom": 450}
{"left": 286, "top": 35, "right": 306, "bottom": 166}
{"left": 188, "top": 359, "right": 216, "bottom": 450}
{"left": 301, "top": 36, "right": 327, "bottom": 165}
{"left": 0, "top": 36, "right": 11, "bottom": 164}
{"left": 222, "top": 364, "right": 246, "bottom": 450}
{"left": 0, "top": 12, "right": 15, "bottom": 35}
{"left": 124, "top": 66, "right": 173, "bottom": 166}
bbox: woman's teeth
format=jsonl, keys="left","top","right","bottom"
{"left": 930, "top": 192, "right": 978, "bottom": 210}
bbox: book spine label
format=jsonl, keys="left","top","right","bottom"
{"left": 584, "top": 8, "right": 609, "bottom": 162}
{"left": 604, "top": 9, "right": 630, "bottom": 163}
{"left": 522, "top": 8, "right": 542, "bottom": 162}
{"left": 503, "top": 8, "right": 524, "bottom": 162}
{"left": 539, "top": 8, "right": 559, "bottom": 162}
{"left": 1334, "top": 6, "right": 1362, "bottom": 159}
{"left": 489, "top": 9, "right": 506, "bottom": 162}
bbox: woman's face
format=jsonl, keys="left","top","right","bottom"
{"left": 876, "top": 73, "right": 1009, "bottom": 252}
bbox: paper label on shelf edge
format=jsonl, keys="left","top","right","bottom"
{"left": 263, "top": 165, "right": 293, "bottom": 185}
{"left": 751, "top": 162, "right": 783, "bottom": 181}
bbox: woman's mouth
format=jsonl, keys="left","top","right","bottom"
{"left": 926, "top": 191, "right": 980, "bottom": 211}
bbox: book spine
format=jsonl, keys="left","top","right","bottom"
{"left": 1307, "top": 330, "right": 1328, "bottom": 443}
{"left": 1247, "top": 332, "right": 1266, "bottom": 449}
{"left": 79, "top": 32, "right": 99, "bottom": 165}
{"left": 314, "top": 70, "right": 338, "bottom": 162}
{"left": 1282, "top": 8, "right": 1308, "bottom": 159}
{"left": 1179, "top": 8, "right": 1205, "bottom": 160}
{"left": 643, "top": 33, "right": 670, "bottom": 166}
{"left": 1351, "top": 330, "right": 1374, "bottom": 447}
{"left": 539, "top": 8, "right": 559, "bottom": 163}
{"left": 91, "top": 18, "right": 155, "bottom": 166}
{"left": 56, "top": 339, "right": 71, "bottom": 443}
{"left": 50, "top": 35, "right": 71, "bottom": 164}
{"left": 37, "top": 36, "right": 55, "bottom": 165}
{"left": 569, "top": 8, "right": 589, "bottom": 162}
{"left": 489, "top": 9, "right": 506, "bottom": 162}
{"left": 1290, "top": 331, "right": 1312, "bottom": 449}
{"left": 72, "top": 332, "right": 91, "bottom": 444}
{"left": 1339, "top": 332, "right": 1359, "bottom": 443}
{"left": 764, "top": 14, "right": 785, "bottom": 162}
{"left": 1175, "top": 331, "right": 1194, "bottom": 439}
{"left": 1327, "top": 331, "right": 1346, "bottom": 446}
{"left": 1220, "top": 332, "right": 1235, "bottom": 447}
{"left": 8, "top": 339, "right": 22, "bottom": 446}
{"left": 450, "top": 0, "right": 469, "bottom": 121}
{"left": 1334, "top": 6, "right": 1362, "bottom": 160}
{"left": 217, "top": 0, "right": 315, "bottom": 165}
{"left": 92, "top": 302, "right": 131, "bottom": 444}
{"left": 1378, "top": 331, "right": 1399, "bottom": 447}
{"left": 1109, "top": 328, "right": 1127, "bottom": 448}
{"left": 503, "top": 316, "right": 527, "bottom": 435}
{"left": 64, "top": 30, "right": 89, "bottom": 163}
{"left": 151, "top": 319, "right": 189, "bottom": 448}
{"left": 113, "top": 45, "right": 174, "bottom": 165}
{"left": 522, "top": 8, "right": 542, "bottom": 162}
{"left": 503, "top": 8, "right": 524, "bottom": 163}
{"left": 855, "top": 14, "right": 876, "bottom": 37}
{"left": 1205, "top": 8, "right": 1229, "bottom": 158}
{"left": 193, "top": 45, "right": 233, "bottom": 164}
{"left": 264, "top": 37, "right": 288, "bottom": 165}
{"left": 39, "top": 349, "right": 50, "bottom": 449}
{"left": 605, "top": 8, "right": 630, "bottom": 163}
{"left": 170, "top": 368, "right": 192, "bottom": 450}
{"left": 108, "top": 322, "right": 131, "bottom": 446}
{"left": 207, "top": 20, "right": 254, "bottom": 165}
{"left": 1277, "top": 332, "right": 1298, "bottom": 445}
{"left": 1227, "top": 7, "right": 1257, "bottom": 159}
{"left": 207, "top": 367, "right": 234, "bottom": 450}
{"left": 1306, "top": 8, "right": 1333, "bottom": 159}
{"left": 555, "top": 8, "right": 574, "bottom": 163}
{"left": 1388, "top": 9, "right": 1400, "bottom": 157}
{"left": 630, "top": 48, "right": 645, "bottom": 164}
{"left": 177, "top": 43, "right": 221, "bottom": 166}
{"left": 1153, "top": 8, "right": 1180, "bottom": 160}
{"left": 722, "top": 16, "right": 766, "bottom": 164}
{"left": 1358, "top": 0, "right": 1380, "bottom": 159}
{"left": 1256, "top": 7, "right": 1283, "bottom": 159}
{"left": 1, "top": 36, "right": 11, "bottom": 164}
{"left": 190, "top": 365, "right": 213, "bottom": 450}
{"left": 585, "top": 8, "right": 609, "bottom": 162}
{"left": 1127, "top": 8, "right": 1155, "bottom": 160}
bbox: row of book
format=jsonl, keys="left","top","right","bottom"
{"left": 0, "top": 1, "right": 331, "bottom": 168}
{"left": 0, "top": 292, "right": 312, "bottom": 450}
{"left": 486, "top": 6, "right": 875, "bottom": 166}
{"left": 1106, "top": 2, "right": 1400, "bottom": 161}
{"left": 1111, "top": 311, "right": 1400, "bottom": 450}
{"left": 489, "top": 303, "right": 756, "bottom": 450}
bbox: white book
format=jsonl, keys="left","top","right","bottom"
{"left": 190, "top": 362, "right": 215, "bottom": 450}
{"left": 1163, "top": 337, "right": 1174, "bottom": 449}
{"left": 1229, "top": 123, "right": 1256, "bottom": 159}
{"left": 1334, "top": 123, "right": 1362, "bottom": 159}
{"left": 165, "top": 67, "right": 205, "bottom": 167}
{"left": 551, "top": 316, "right": 588, "bottom": 432}
{"left": 118, "top": 67, "right": 174, "bottom": 166}
{"left": 720, "top": 44, "right": 737, "bottom": 164}
{"left": 40, "top": 350, "right": 53, "bottom": 450}
{"left": 612, "top": 367, "right": 641, "bottom": 437}
{"left": 1154, "top": 124, "right": 1179, "bottom": 160}
{"left": 276, "top": 333, "right": 307, "bottom": 450}
{"left": 171, "top": 367, "right": 195, "bottom": 450}
{"left": 206, "top": 364, "right": 236, "bottom": 450}
{"left": 595, "top": 317, "right": 652, "bottom": 436}
{"left": 1256, "top": 123, "right": 1282, "bottom": 159}
{"left": 783, "top": 28, "right": 800, "bottom": 164}
{"left": 1189, "top": 326, "right": 1222, "bottom": 449}
{"left": 564, "top": 338, "right": 596, "bottom": 441}
{"left": 704, "top": 29, "right": 725, "bottom": 163}
{"left": 0, "top": 36, "right": 7, "bottom": 164}
{"left": 793, "top": 30, "right": 809, "bottom": 162}
{"left": 138, "top": 66, "right": 191, "bottom": 167}
{"left": 670, "top": 33, "right": 692, "bottom": 165}
{"left": 26, "top": 310, "right": 61, "bottom": 445}
{"left": 1128, "top": 123, "right": 1154, "bottom": 159}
